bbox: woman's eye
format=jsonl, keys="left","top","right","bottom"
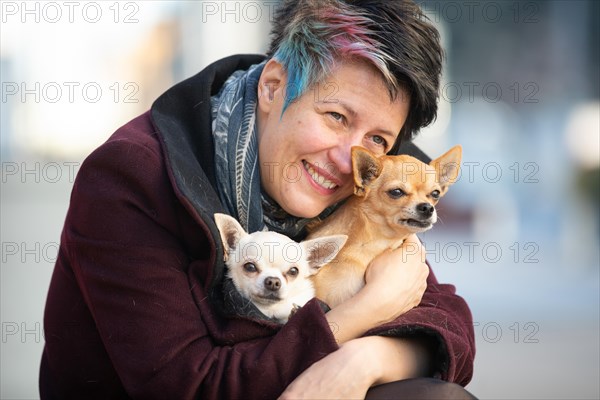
{"left": 372, "top": 135, "right": 387, "bottom": 147}
{"left": 329, "top": 112, "right": 344, "bottom": 122}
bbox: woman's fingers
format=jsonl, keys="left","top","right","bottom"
{"left": 362, "top": 235, "right": 429, "bottom": 322}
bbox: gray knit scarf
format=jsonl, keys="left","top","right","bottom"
{"left": 211, "top": 62, "right": 323, "bottom": 239}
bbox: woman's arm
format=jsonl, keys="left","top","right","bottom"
{"left": 280, "top": 236, "right": 475, "bottom": 398}
{"left": 44, "top": 125, "right": 341, "bottom": 399}
{"left": 279, "top": 237, "right": 433, "bottom": 399}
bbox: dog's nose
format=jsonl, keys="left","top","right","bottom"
{"left": 264, "top": 277, "right": 281, "bottom": 291}
{"left": 417, "top": 203, "right": 434, "bottom": 218}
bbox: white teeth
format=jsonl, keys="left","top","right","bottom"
{"left": 303, "top": 161, "right": 337, "bottom": 190}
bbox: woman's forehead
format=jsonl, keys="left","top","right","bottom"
{"left": 312, "top": 61, "right": 409, "bottom": 127}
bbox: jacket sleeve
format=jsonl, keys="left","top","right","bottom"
{"left": 365, "top": 264, "right": 475, "bottom": 386}
{"left": 63, "top": 136, "right": 340, "bottom": 399}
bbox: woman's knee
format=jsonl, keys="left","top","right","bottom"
{"left": 365, "top": 377, "right": 477, "bottom": 400}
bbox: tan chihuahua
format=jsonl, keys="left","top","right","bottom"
{"left": 308, "top": 145, "right": 462, "bottom": 308}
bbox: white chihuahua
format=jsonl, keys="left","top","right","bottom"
{"left": 214, "top": 213, "right": 347, "bottom": 323}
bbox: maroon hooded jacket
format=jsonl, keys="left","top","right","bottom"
{"left": 39, "top": 55, "right": 475, "bottom": 399}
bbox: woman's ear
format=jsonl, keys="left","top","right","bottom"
{"left": 257, "top": 58, "right": 286, "bottom": 114}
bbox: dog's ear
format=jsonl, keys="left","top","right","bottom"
{"left": 430, "top": 145, "right": 462, "bottom": 193}
{"left": 214, "top": 213, "right": 247, "bottom": 259}
{"left": 352, "top": 147, "right": 382, "bottom": 197}
{"left": 302, "top": 235, "right": 348, "bottom": 273}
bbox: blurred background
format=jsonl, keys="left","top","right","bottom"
{"left": 1, "top": 1, "right": 598, "bottom": 398}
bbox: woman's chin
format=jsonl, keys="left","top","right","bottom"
{"left": 287, "top": 208, "right": 322, "bottom": 219}
{"left": 280, "top": 200, "right": 326, "bottom": 219}
{"left": 276, "top": 184, "right": 349, "bottom": 219}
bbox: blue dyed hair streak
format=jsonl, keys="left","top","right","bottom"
{"left": 271, "top": 0, "right": 397, "bottom": 112}
{"left": 268, "top": 0, "right": 444, "bottom": 149}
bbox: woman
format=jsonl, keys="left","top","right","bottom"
{"left": 40, "top": 1, "right": 476, "bottom": 398}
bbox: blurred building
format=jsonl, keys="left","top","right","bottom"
{"left": 414, "top": 1, "right": 599, "bottom": 270}
{"left": 1, "top": 57, "right": 13, "bottom": 160}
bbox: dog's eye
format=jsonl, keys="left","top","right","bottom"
{"left": 431, "top": 190, "right": 441, "bottom": 199}
{"left": 243, "top": 262, "right": 257, "bottom": 273}
{"left": 287, "top": 267, "right": 299, "bottom": 277}
{"left": 387, "top": 188, "right": 405, "bottom": 199}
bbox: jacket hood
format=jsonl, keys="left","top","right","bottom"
{"left": 150, "top": 54, "right": 267, "bottom": 295}
{"left": 149, "top": 53, "right": 431, "bottom": 298}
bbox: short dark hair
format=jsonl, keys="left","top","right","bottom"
{"left": 267, "top": 0, "right": 444, "bottom": 152}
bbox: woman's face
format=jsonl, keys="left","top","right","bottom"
{"left": 256, "top": 59, "right": 410, "bottom": 218}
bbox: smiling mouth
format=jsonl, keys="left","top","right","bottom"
{"left": 302, "top": 160, "right": 339, "bottom": 190}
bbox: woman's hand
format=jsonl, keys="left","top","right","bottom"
{"left": 278, "top": 338, "right": 378, "bottom": 400}
{"left": 363, "top": 234, "right": 429, "bottom": 324}
{"left": 325, "top": 234, "right": 429, "bottom": 343}
{"left": 279, "top": 335, "right": 432, "bottom": 399}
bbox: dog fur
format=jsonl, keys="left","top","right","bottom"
{"left": 308, "top": 145, "right": 462, "bottom": 308}
{"left": 214, "top": 213, "right": 347, "bottom": 323}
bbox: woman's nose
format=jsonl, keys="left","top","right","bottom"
{"left": 328, "top": 140, "right": 355, "bottom": 176}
